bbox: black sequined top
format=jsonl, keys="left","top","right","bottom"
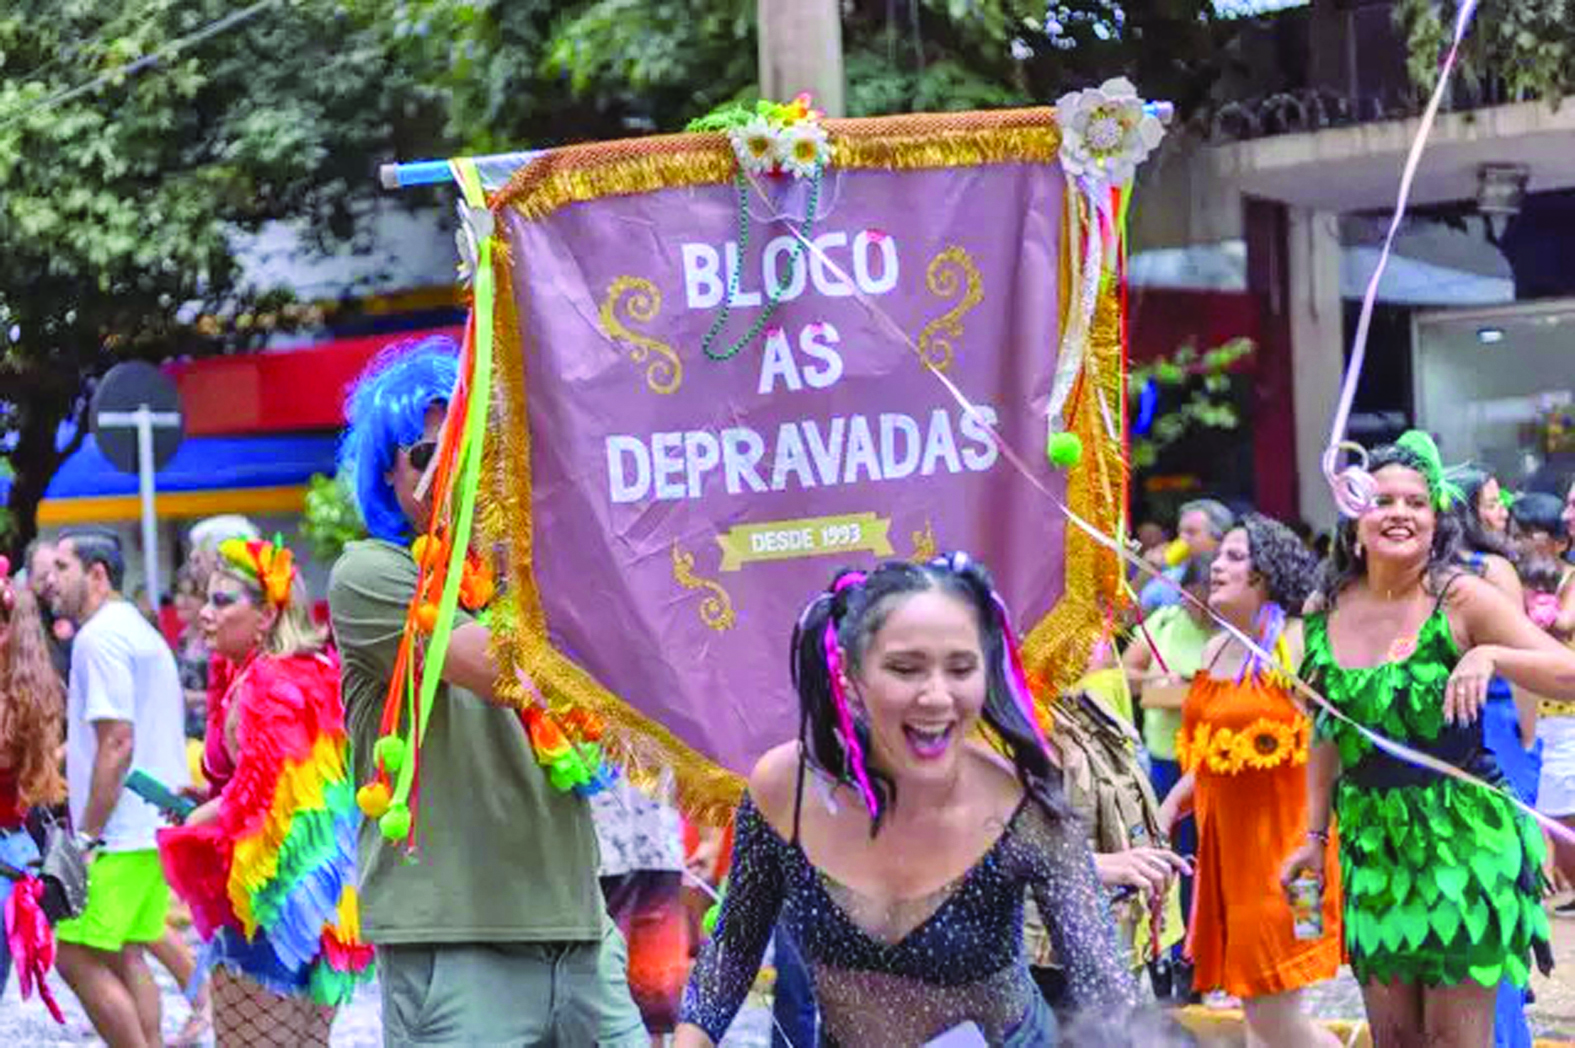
{"left": 679, "top": 792, "right": 1135, "bottom": 1045}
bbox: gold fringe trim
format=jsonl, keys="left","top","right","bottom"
{"left": 480, "top": 243, "right": 748, "bottom": 824}
{"left": 493, "top": 109, "right": 1061, "bottom": 220}
{"left": 1021, "top": 204, "right": 1127, "bottom": 705}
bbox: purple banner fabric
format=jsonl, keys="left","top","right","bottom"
{"left": 504, "top": 162, "right": 1066, "bottom": 775}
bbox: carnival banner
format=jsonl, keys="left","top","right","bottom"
{"left": 475, "top": 104, "right": 1146, "bottom": 814}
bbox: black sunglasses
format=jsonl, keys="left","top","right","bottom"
{"left": 404, "top": 440, "right": 438, "bottom": 472}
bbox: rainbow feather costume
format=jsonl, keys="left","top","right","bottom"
{"left": 158, "top": 652, "right": 373, "bottom": 1005}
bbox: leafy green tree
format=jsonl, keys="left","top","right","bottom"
{"left": 1397, "top": 0, "right": 1573, "bottom": 104}
{"left": 399, "top": 0, "right": 1226, "bottom": 145}
{"left": 0, "top": 0, "right": 444, "bottom": 552}
{"left": 300, "top": 472, "right": 367, "bottom": 563}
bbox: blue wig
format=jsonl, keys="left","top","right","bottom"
{"left": 339, "top": 335, "right": 460, "bottom": 543}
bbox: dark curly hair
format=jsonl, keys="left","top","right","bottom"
{"left": 1235, "top": 514, "right": 1318, "bottom": 611}
{"left": 1318, "top": 443, "right": 1464, "bottom": 606}
{"left": 793, "top": 553, "right": 1067, "bottom": 835}
{"left": 1453, "top": 466, "right": 1515, "bottom": 562}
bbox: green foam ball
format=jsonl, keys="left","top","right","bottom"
{"left": 379, "top": 802, "right": 412, "bottom": 841}
{"left": 375, "top": 735, "right": 406, "bottom": 775}
{"left": 1046, "top": 431, "right": 1083, "bottom": 469}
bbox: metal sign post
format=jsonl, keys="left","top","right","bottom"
{"left": 91, "top": 361, "right": 185, "bottom": 607}
{"left": 95, "top": 406, "right": 181, "bottom": 605}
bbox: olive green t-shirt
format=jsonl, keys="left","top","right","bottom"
{"left": 328, "top": 539, "right": 602, "bottom": 944}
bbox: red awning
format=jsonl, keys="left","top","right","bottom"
{"left": 168, "top": 326, "right": 463, "bottom": 436}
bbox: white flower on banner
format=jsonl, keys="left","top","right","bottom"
{"left": 1055, "top": 77, "right": 1165, "bottom": 184}
{"left": 729, "top": 116, "right": 781, "bottom": 176}
{"left": 779, "top": 121, "right": 832, "bottom": 179}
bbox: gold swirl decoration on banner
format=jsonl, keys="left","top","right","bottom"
{"left": 671, "top": 542, "right": 737, "bottom": 631}
{"left": 916, "top": 246, "right": 983, "bottom": 372}
{"left": 477, "top": 108, "right": 1123, "bottom": 824}
{"left": 599, "top": 276, "right": 682, "bottom": 394}
{"left": 909, "top": 519, "right": 938, "bottom": 563}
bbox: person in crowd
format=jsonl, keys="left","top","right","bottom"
{"left": 48, "top": 528, "right": 191, "bottom": 1048}
{"left": 1453, "top": 467, "right": 1543, "bottom": 1048}
{"left": 1124, "top": 555, "right": 1215, "bottom": 921}
{"left": 1509, "top": 492, "right": 1574, "bottom": 575}
{"left": 328, "top": 337, "right": 645, "bottom": 1046}
{"left": 1284, "top": 433, "right": 1575, "bottom": 1047}
{"left": 180, "top": 515, "right": 262, "bottom": 803}
{"left": 158, "top": 536, "right": 372, "bottom": 1044}
{"left": 25, "top": 537, "right": 73, "bottom": 682}
{"left": 1024, "top": 684, "right": 1190, "bottom": 1013}
{"left": 1156, "top": 516, "right": 1342, "bottom": 1047}
{"left": 593, "top": 776, "right": 693, "bottom": 1045}
{"left": 0, "top": 572, "right": 66, "bottom": 996}
{"left": 1139, "top": 500, "right": 1234, "bottom": 613}
{"left": 172, "top": 564, "right": 211, "bottom": 740}
{"left": 1563, "top": 476, "right": 1575, "bottom": 563}
{"left": 1524, "top": 551, "right": 1575, "bottom": 913}
{"left": 676, "top": 554, "right": 1136, "bottom": 1047}
{"left": 1134, "top": 522, "right": 1172, "bottom": 578}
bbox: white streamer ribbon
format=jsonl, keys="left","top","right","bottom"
{"left": 1323, "top": 0, "right": 1480, "bottom": 517}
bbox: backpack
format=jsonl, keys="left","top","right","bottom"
{"left": 1048, "top": 689, "right": 1166, "bottom": 859}
{"left": 1024, "top": 689, "right": 1180, "bottom": 977}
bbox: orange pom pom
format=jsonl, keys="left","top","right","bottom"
{"left": 411, "top": 535, "right": 444, "bottom": 571}
{"left": 459, "top": 558, "right": 495, "bottom": 610}
{"left": 415, "top": 602, "right": 439, "bottom": 633}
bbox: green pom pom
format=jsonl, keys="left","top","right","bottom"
{"left": 379, "top": 802, "right": 411, "bottom": 841}
{"left": 702, "top": 901, "right": 722, "bottom": 936}
{"left": 1046, "top": 431, "right": 1083, "bottom": 469}
{"left": 375, "top": 735, "right": 406, "bottom": 775}
{"left": 548, "top": 754, "right": 589, "bottom": 792}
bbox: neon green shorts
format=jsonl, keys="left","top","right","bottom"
{"left": 56, "top": 849, "right": 170, "bottom": 952}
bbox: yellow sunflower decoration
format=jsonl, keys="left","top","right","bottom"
{"left": 1176, "top": 723, "right": 1209, "bottom": 774}
{"left": 1290, "top": 719, "right": 1311, "bottom": 765}
{"left": 1241, "top": 719, "right": 1296, "bottom": 771}
{"left": 1205, "top": 727, "right": 1242, "bottom": 774}
{"left": 1187, "top": 718, "right": 1311, "bottom": 775}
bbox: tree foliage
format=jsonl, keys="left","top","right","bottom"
{"left": 0, "top": 0, "right": 447, "bottom": 552}
{"left": 300, "top": 471, "right": 366, "bottom": 563}
{"left": 398, "top": 0, "right": 1226, "bottom": 146}
{"left": 1396, "top": 0, "right": 1573, "bottom": 105}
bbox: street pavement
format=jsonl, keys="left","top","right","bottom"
{"left": 8, "top": 916, "right": 1575, "bottom": 1044}
{"left": 0, "top": 929, "right": 775, "bottom": 1046}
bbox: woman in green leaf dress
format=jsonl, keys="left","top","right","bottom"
{"left": 1282, "top": 433, "right": 1575, "bottom": 1048}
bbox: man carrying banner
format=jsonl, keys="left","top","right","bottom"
{"left": 329, "top": 336, "right": 645, "bottom": 1046}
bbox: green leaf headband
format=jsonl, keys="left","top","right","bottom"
{"left": 1394, "top": 430, "right": 1465, "bottom": 512}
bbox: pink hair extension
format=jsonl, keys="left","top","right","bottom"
{"left": 825, "top": 573, "right": 880, "bottom": 819}
{"left": 991, "top": 595, "right": 1054, "bottom": 759}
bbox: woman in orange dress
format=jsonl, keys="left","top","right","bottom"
{"left": 1157, "top": 514, "right": 1342, "bottom": 1047}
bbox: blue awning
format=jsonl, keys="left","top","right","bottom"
{"left": 40, "top": 431, "right": 340, "bottom": 499}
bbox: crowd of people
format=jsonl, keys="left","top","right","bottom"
{"left": 1, "top": 333, "right": 1574, "bottom": 1047}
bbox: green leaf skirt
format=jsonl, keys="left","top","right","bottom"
{"left": 1336, "top": 776, "right": 1550, "bottom": 988}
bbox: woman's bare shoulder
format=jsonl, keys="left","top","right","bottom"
{"left": 748, "top": 741, "right": 806, "bottom": 835}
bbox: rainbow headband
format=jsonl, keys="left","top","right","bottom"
{"left": 218, "top": 536, "right": 296, "bottom": 609}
